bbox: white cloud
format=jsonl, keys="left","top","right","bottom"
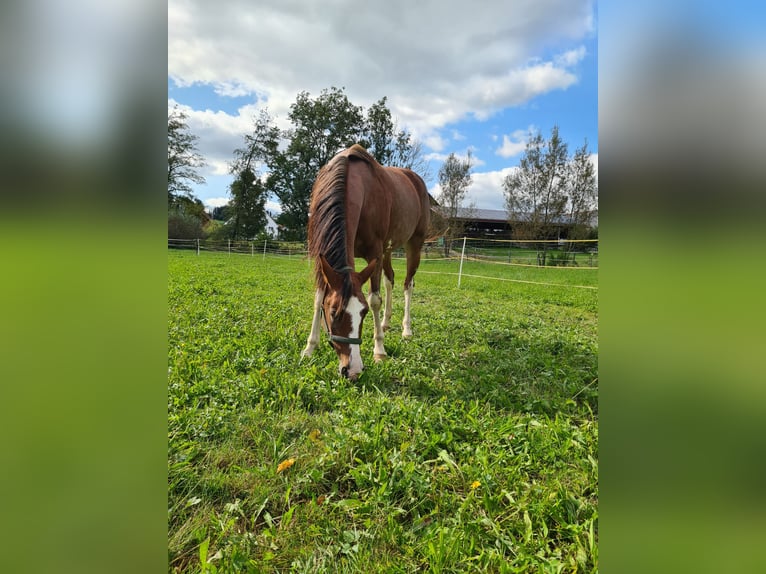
{"left": 169, "top": 0, "right": 596, "bottom": 203}
{"left": 169, "top": 0, "right": 594, "bottom": 138}
{"left": 466, "top": 168, "right": 518, "bottom": 210}
{"left": 555, "top": 45, "right": 587, "bottom": 67}
{"left": 495, "top": 127, "right": 535, "bottom": 158}
{"left": 203, "top": 196, "right": 230, "bottom": 209}
{"left": 265, "top": 200, "right": 282, "bottom": 215}
{"left": 429, "top": 167, "right": 517, "bottom": 211}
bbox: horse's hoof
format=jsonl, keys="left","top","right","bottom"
{"left": 402, "top": 330, "right": 413, "bottom": 339}
{"left": 301, "top": 347, "right": 314, "bottom": 358}
{"left": 374, "top": 353, "right": 388, "bottom": 362}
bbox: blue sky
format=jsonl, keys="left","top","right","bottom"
{"left": 169, "top": 0, "right": 598, "bottom": 213}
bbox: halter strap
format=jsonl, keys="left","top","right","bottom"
{"left": 320, "top": 305, "right": 362, "bottom": 346}
{"left": 329, "top": 334, "right": 363, "bottom": 345}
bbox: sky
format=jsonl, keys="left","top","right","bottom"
{"left": 168, "top": 0, "right": 598, "bottom": 214}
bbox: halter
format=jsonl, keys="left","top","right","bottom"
{"left": 322, "top": 265, "right": 363, "bottom": 346}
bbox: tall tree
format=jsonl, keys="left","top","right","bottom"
{"left": 167, "top": 106, "right": 206, "bottom": 206}
{"left": 503, "top": 126, "right": 569, "bottom": 264}
{"left": 436, "top": 150, "right": 474, "bottom": 256}
{"left": 228, "top": 169, "right": 268, "bottom": 239}
{"left": 274, "top": 87, "right": 366, "bottom": 239}
{"left": 566, "top": 140, "right": 598, "bottom": 240}
{"left": 361, "top": 97, "right": 397, "bottom": 165}
{"left": 230, "top": 87, "right": 428, "bottom": 241}
{"left": 230, "top": 109, "right": 281, "bottom": 176}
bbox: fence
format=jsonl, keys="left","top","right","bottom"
{"left": 168, "top": 237, "right": 598, "bottom": 290}
{"left": 168, "top": 238, "right": 308, "bottom": 258}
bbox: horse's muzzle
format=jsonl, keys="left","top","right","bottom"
{"left": 340, "top": 364, "right": 362, "bottom": 381}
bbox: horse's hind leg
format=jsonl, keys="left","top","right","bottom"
{"left": 402, "top": 243, "right": 422, "bottom": 338}
{"left": 301, "top": 287, "right": 325, "bottom": 358}
{"left": 381, "top": 253, "right": 394, "bottom": 332}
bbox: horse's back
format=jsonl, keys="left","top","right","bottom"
{"left": 383, "top": 167, "right": 430, "bottom": 243}
{"left": 336, "top": 145, "right": 430, "bottom": 251}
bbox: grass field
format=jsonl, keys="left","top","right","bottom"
{"left": 168, "top": 251, "right": 598, "bottom": 573}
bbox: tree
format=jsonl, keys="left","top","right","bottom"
{"left": 503, "top": 126, "right": 569, "bottom": 265}
{"left": 211, "top": 203, "right": 234, "bottom": 222}
{"left": 272, "top": 87, "right": 366, "bottom": 239}
{"left": 436, "top": 150, "right": 474, "bottom": 256}
{"left": 168, "top": 196, "right": 207, "bottom": 239}
{"left": 167, "top": 106, "right": 206, "bottom": 206}
{"left": 360, "top": 97, "right": 397, "bottom": 166}
{"left": 566, "top": 140, "right": 598, "bottom": 240}
{"left": 231, "top": 87, "right": 428, "bottom": 240}
{"left": 227, "top": 169, "right": 269, "bottom": 239}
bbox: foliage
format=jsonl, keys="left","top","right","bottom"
{"left": 227, "top": 169, "right": 269, "bottom": 240}
{"left": 169, "top": 197, "right": 207, "bottom": 239}
{"left": 565, "top": 140, "right": 598, "bottom": 241}
{"left": 168, "top": 106, "right": 206, "bottom": 206}
{"left": 503, "top": 127, "right": 598, "bottom": 264}
{"left": 231, "top": 87, "right": 429, "bottom": 241}
{"left": 168, "top": 251, "right": 598, "bottom": 573}
{"left": 360, "top": 97, "right": 432, "bottom": 181}
{"left": 436, "top": 151, "right": 474, "bottom": 256}
{"left": 503, "top": 127, "right": 568, "bottom": 244}
{"left": 210, "top": 204, "right": 233, "bottom": 222}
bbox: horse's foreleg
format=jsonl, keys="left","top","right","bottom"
{"left": 301, "top": 287, "right": 324, "bottom": 358}
{"left": 369, "top": 291, "right": 387, "bottom": 361}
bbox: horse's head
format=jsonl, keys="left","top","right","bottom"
{"left": 319, "top": 255, "right": 377, "bottom": 380}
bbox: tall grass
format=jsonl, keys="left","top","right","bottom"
{"left": 168, "top": 251, "right": 598, "bottom": 572}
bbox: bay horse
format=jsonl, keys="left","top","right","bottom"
{"left": 301, "top": 144, "right": 430, "bottom": 380}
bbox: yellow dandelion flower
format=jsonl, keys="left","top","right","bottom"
{"left": 308, "top": 429, "right": 322, "bottom": 442}
{"left": 470, "top": 480, "right": 481, "bottom": 490}
{"left": 277, "top": 458, "right": 295, "bottom": 473}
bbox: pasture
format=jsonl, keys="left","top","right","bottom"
{"left": 168, "top": 250, "right": 598, "bottom": 572}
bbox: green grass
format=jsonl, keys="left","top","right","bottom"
{"left": 168, "top": 251, "right": 598, "bottom": 573}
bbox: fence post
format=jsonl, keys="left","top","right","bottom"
{"left": 228, "top": 239, "right": 231, "bottom": 255}
{"left": 457, "top": 236, "right": 467, "bottom": 288}
{"left": 196, "top": 238, "right": 199, "bottom": 256}
{"left": 262, "top": 239, "right": 267, "bottom": 260}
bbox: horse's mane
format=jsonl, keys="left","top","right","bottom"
{"left": 307, "top": 145, "right": 379, "bottom": 295}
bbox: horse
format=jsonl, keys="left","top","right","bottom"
{"left": 301, "top": 144, "right": 431, "bottom": 380}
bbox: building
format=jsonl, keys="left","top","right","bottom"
{"left": 431, "top": 206, "right": 598, "bottom": 240}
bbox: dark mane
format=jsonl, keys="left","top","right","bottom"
{"left": 307, "top": 153, "right": 352, "bottom": 296}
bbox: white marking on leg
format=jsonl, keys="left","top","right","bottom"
{"left": 301, "top": 288, "right": 324, "bottom": 358}
{"left": 344, "top": 295, "right": 365, "bottom": 378}
{"left": 368, "top": 291, "right": 387, "bottom": 360}
{"left": 402, "top": 281, "right": 413, "bottom": 338}
{"left": 382, "top": 276, "right": 393, "bottom": 331}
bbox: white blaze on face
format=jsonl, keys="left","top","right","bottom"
{"left": 345, "top": 295, "right": 366, "bottom": 378}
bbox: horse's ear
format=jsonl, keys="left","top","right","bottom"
{"left": 319, "top": 254, "right": 343, "bottom": 289}
{"left": 357, "top": 258, "right": 377, "bottom": 285}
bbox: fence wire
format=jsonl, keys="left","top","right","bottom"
{"left": 168, "top": 237, "right": 598, "bottom": 290}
